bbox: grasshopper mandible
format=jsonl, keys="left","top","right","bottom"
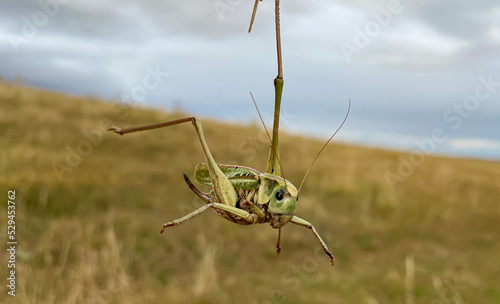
{"left": 109, "top": 0, "right": 349, "bottom": 265}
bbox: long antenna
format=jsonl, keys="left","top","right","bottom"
{"left": 250, "top": 92, "right": 287, "bottom": 187}
{"left": 298, "top": 99, "right": 351, "bottom": 193}
{"left": 249, "top": 92, "right": 272, "bottom": 148}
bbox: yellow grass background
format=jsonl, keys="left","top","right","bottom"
{"left": 0, "top": 80, "right": 499, "bottom": 303}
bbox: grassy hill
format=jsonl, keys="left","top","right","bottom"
{"left": 0, "top": 80, "right": 499, "bottom": 304}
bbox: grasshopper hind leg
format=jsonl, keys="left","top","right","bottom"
{"left": 183, "top": 174, "right": 237, "bottom": 223}
{"left": 183, "top": 174, "right": 243, "bottom": 225}
{"left": 183, "top": 174, "right": 210, "bottom": 203}
{"left": 109, "top": 117, "right": 238, "bottom": 208}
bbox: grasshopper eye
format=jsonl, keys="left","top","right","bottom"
{"left": 275, "top": 190, "right": 285, "bottom": 201}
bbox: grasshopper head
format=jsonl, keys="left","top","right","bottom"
{"left": 258, "top": 173, "right": 298, "bottom": 228}
{"left": 269, "top": 184, "right": 298, "bottom": 228}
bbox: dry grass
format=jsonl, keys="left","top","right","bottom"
{"left": 0, "top": 80, "right": 499, "bottom": 303}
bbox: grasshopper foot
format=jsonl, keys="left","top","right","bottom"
{"left": 327, "top": 251, "right": 335, "bottom": 266}
{"left": 108, "top": 127, "right": 124, "bottom": 135}
{"left": 160, "top": 222, "right": 175, "bottom": 234}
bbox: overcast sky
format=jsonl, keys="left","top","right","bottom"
{"left": 1, "top": 0, "right": 499, "bottom": 160}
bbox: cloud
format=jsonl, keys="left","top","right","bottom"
{"left": 448, "top": 138, "right": 500, "bottom": 151}
{"left": 0, "top": 0, "right": 499, "bottom": 159}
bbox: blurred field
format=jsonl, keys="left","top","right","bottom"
{"left": 0, "top": 80, "right": 499, "bottom": 304}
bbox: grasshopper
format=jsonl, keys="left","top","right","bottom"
{"left": 109, "top": 0, "right": 349, "bottom": 265}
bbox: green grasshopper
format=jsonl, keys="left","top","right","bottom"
{"left": 109, "top": 0, "right": 349, "bottom": 265}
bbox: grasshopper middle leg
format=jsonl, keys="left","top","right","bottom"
{"left": 161, "top": 202, "right": 257, "bottom": 233}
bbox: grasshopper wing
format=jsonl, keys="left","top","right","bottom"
{"left": 195, "top": 164, "right": 261, "bottom": 190}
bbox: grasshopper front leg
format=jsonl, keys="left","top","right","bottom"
{"left": 290, "top": 216, "right": 335, "bottom": 265}
{"left": 161, "top": 202, "right": 257, "bottom": 232}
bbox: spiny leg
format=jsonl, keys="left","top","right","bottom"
{"left": 290, "top": 216, "right": 335, "bottom": 266}
{"left": 109, "top": 117, "right": 238, "bottom": 207}
{"left": 161, "top": 203, "right": 212, "bottom": 233}
{"left": 161, "top": 202, "right": 256, "bottom": 233}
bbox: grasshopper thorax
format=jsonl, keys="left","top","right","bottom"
{"left": 258, "top": 173, "right": 298, "bottom": 228}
